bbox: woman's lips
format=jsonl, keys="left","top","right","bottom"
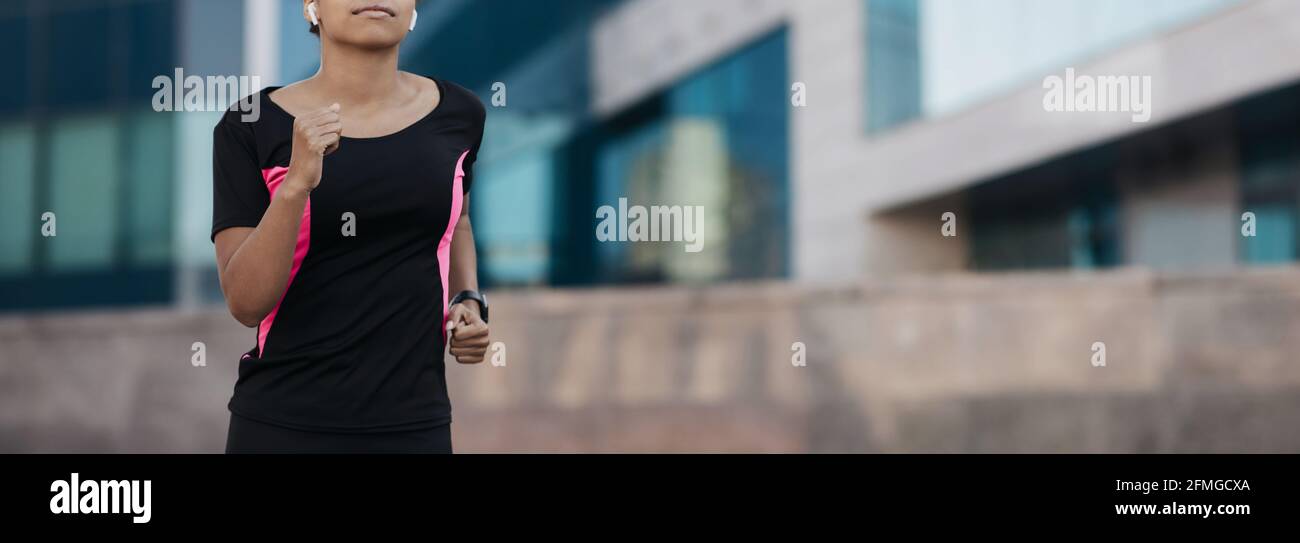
{"left": 353, "top": 6, "right": 395, "bottom": 18}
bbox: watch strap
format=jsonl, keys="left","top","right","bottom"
{"left": 449, "top": 290, "right": 489, "bottom": 323}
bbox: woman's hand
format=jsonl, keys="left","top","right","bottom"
{"left": 214, "top": 104, "right": 341, "bottom": 328}
{"left": 285, "top": 103, "right": 342, "bottom": 195}
{"left": 445, "top": 302, "right": 490, "bottom": 364}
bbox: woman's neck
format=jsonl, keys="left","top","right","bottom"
{"left": 313, "top": 41, "right": 403, "bottom": 105}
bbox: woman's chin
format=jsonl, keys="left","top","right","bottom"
{"left": 332, "top": 29, "right": 406, "bottom": 50}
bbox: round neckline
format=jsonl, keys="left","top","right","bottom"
{"left": 262, "top": 75, "right": 447, "bottom": 142}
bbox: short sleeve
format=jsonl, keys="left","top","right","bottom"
{"left": 460, "top": 93, "right": 487, "bottom": 195}
{"left": 211, "top": 116, "right": 269, "bottom": 241}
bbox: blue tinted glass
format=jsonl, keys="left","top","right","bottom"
{"left": 865, "top": 0, "right": 922, "bottom": 134}
{"left": 595, "top": 120, "right": 667, "bottom": 279}
{"left": 1242, "top": 207, "right": 1297, "bottom": 264}
{"left": 125, "top": 110, "right": 173, "bottom": 265}
{"left": 0, "top": 16, "right": 30, "bottom": 115}
{"left": 595, "top": 30, "right": 790, "bottom": 282}
{"left": 970, "top": 147, "right": 1120, "bottom": 270}
{"left": 875, "top": 0, "right": 1241, "bottom": 122}
{"left": 127, "top": 0, "right": 175, "bottom": 103}
{"left": 50, "top": 7, "right": 113, "bottom": 107}
{"left": 0, "top": 122, "right": 36, "bottom": 275}
{"left": 47, "top": 113, "right": 121, "bottom": 271}
{"left": 1237, "top": 85, "right": 1300, "bottom": 264}
{"left": 473, "top": 139, "right": 560, "bottom": 284}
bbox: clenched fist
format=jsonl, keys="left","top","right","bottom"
{"left": 445, "top": 302, "right": 490, "bottom": 364}
{"left": 285, "top": 103, "right": 343, "bottom": 195}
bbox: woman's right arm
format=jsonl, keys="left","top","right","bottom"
{"left": 215, "top": 104, "right": 342, "bottom": 327}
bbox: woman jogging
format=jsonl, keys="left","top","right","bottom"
{"left": 211, "top": 0, "right": 490, "bottom": 453}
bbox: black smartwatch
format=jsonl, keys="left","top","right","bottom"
{"left": 448, "top": 290, "right": 489, "bottom": 324}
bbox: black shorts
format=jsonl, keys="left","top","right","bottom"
{"left": 225, "top": 412, "right": 452, "bottom": 454}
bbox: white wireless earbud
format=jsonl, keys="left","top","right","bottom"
{"left": 308, "top": 2, "right": 319, "bottom": 26}
{"left": 410, "top": 9, "right": 418, "bottom": 31}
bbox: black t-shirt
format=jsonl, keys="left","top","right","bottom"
{"left": 211, "top": 76, "right": 485, "bottom": 432}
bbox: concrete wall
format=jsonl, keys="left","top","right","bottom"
{"left": 4, "top": 268, "right": 1300, "bottom": 453}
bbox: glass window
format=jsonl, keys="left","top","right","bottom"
{"left": 594, "top": 29, "right": 790, "bottom": 283}
{"left": 970, "top": 148, "right": 1121, "bottom": 270}
{"left": 865, "top": 0, "right": 922, "bottom": 134}
{"left": 1, "top": 0, "right": 177, "bottom": 311}
{"left": 972, "top": 213, "right": 1071, "bottom": 270}
{"left": 0, "top": 122, "right": 36, "bottom": 274}
{"left": 596, "top": 120, "right": 670, "bottom": 281}
{"left": 468, "top": 105, "right": 579, "bottom": 287}
{"left": 865, "top": 0, "right": 1243, "bottom": 131}
{"left": 128, "top": 0, "right": 176, "bottom": 103}
{"left": 922, "top": 0, "right": 1241, "bottom": 116}
{"left": 47, "top": 113, "right": 121, "bottom": 271}
{"left": 0, "top": 16, "right": 30, "bottom": 115}
{"left": 1067, "top": 193, "right": 1121, "bottom": 269}
{"left": 1242, "top": 206, "right": 1296, "bottom": 263}
{"left": 49, "top": 6, "right": 113, "bottom": 108}
{"left": 1238, "top": 85, "right": 1300, "bottom": 264}
{"left": 125, "top": 110, "right": 173, "bottom": 265}
{"left": 474, "top": 141, "right": 557, "bottom": 285}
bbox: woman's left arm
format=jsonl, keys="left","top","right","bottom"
{"left": 446, "top": 194, "right": 490, "bottom": 364}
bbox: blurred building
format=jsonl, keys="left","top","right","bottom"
{"left": 5, "top": 0, "right": 1300, "bottom": 312}
{"left": 852, "top": 0, "right": 1300, "bottom": 275}
{"left": 3, "top": 0, "right": 1300, "bottom": 452}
